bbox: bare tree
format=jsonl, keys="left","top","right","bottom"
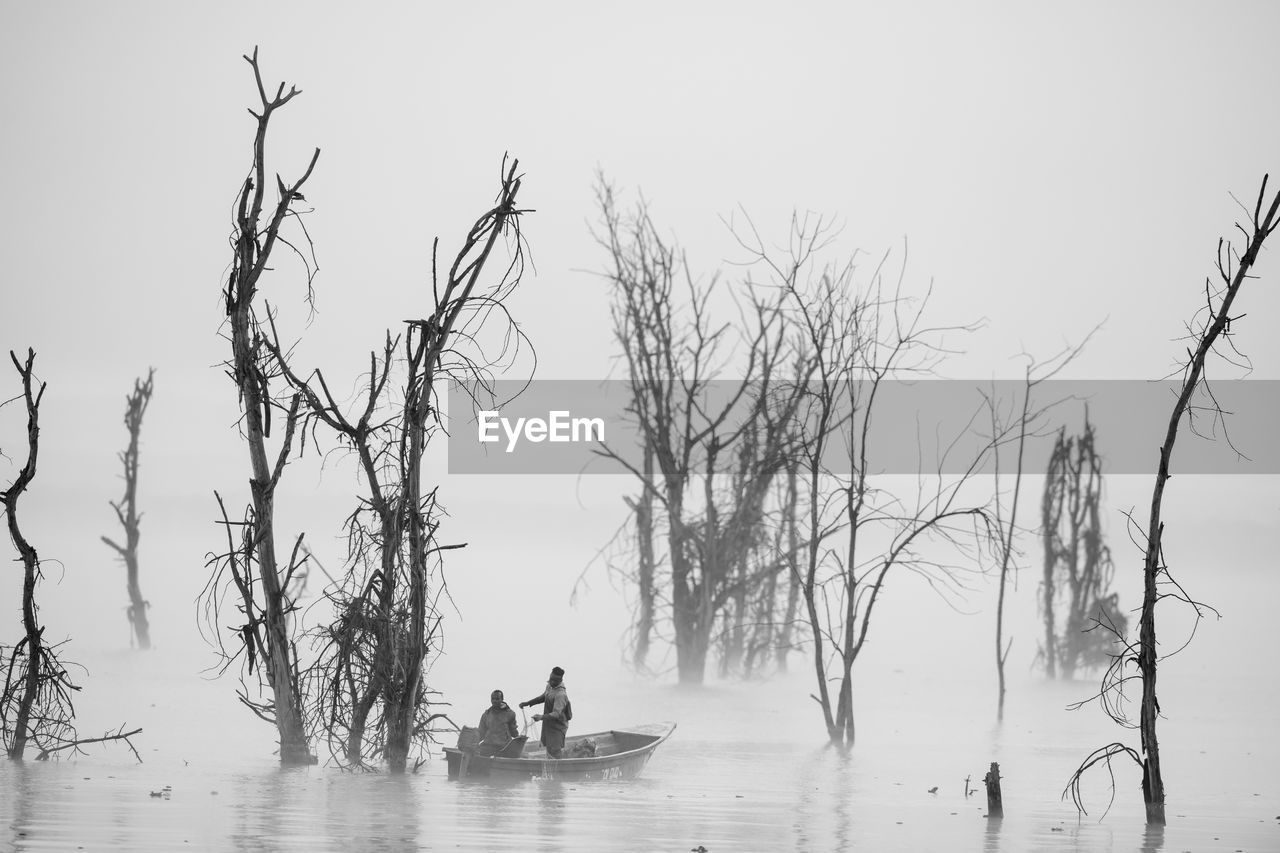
{"left": 276, "top": 159, "right": 529, "bottom": 772}
{"left": 982, "top": 341, "right": 1090, "bottom": 721}
{"left": 200, "top": 48, "right": 320, "bottom": 766}
{"left": 986, "top": 378, "right": 1030, "bottom": 723}
{"left": 101, "top": 369, "right": 156, "bottom": 650}
{"left": 277, "top": 333, "right": 403, "bottom": 771}
{"left": 1039, "top": 416, "right": 1125, "bottom": 679}
{"left": 592, "top": 183, "right": 689, "bottom": 675}
{"left": 594, "top": 182, "right": 804, "bottom": 685}
{"left": 1067, "top": 175, "right": 1279, "bottom": 825}
{"left": 760, "top": 219, "right": 1004, "bottom": 746}
{"left": 2, "top": 350, "right": 142, "bottom": 762}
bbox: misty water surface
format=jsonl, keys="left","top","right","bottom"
{"left": 2, "top": 473, "right": 1276, "bottom": 853}
{"left": 3, "top": 586, "right": 1276, "bottom": 853}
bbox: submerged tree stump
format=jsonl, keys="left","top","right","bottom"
{"left": 984, "top": 762, "right": 1004, "bottom": 818}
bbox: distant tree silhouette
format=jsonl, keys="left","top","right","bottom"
{"left": 101, "top": 369, "right": 155, "bottom": 650}
{"left": 2, "top": 350, "right": 141, "bottom": 761}
{"left": 593, "top": 180, "right": 804, "bottom": 685}
{"left": 1039, "top": 416, "right": 1124, "bottom": 680}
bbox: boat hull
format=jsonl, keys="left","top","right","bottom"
{"left": 444, "top": 722, "right": 675, "bottom": 782}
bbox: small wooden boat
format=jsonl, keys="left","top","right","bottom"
{"left": 444, "top": 722, "right": 675, "bottom": 781}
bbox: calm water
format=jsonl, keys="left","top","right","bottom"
{"left": 2, "top": 644, "right": 1276, "bottom": 853}
{"left": 4, "top": 516, "right": 1278, "bottom": 852}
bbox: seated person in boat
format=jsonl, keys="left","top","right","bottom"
{"left": 518, "top": 666, "right": 571, "bottom": 758}
{"left": 475, "top": 689, "right": 520, "bottom": 756}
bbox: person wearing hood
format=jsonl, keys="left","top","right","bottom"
{"left": 518, "top": 666, "right": 571, "bottom": 758}
{"left": 475, "top": 689, "right": 520, "bottom": 756}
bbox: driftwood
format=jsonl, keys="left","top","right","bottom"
{"left": 35, "top": 726, "right": 144, "bottom": 762}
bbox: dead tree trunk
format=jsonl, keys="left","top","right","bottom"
{"left": 986, "top": 344, "right": 1088, "bottom": 719}
{"left": 387, "top": 159, "right": 524, "bottom": 773}
{"left": 276, "top": 160, "right": 527, "bottom": 772}
{"left": 101, "top": 369, "right": 155, "bottom": 650}
{"left": 215, "top": 48, "right": 319, "bottom": 766}
{"left": 1136, "top": 180, "right": 1278, "bottom": 825}
{"left": 633, "top": 441, "right": 657, "bottom": 669}
{"left": 1040, "top": 434, "right": 1066, "bottom": 679}
{"left": 990, "top": 377, "right": 1032, "bottom": 723}
{"left": 775, "top": 460, "right": 800, "bottom": 673}
{"left": 984, "top": 762, "right": 1004, "bottom": 818}
{"left": 3, "top": 351, "right": 143, "bottom": 763}
{"left": 1067, "top": 175, "right": 1279, "bottom": 825}
{"left": 3, "top": 350, "right": 47, "bottom": 761}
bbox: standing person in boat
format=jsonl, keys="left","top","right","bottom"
{"left": 475, "top": 689, "right": 520, "bottom": 756}
{"left": 518, "top": 666, "right": 571, "bottom": 758}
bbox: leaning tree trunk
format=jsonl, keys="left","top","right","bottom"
{"left": 1135, "top": 177, "right": 1279, "bottom": 825}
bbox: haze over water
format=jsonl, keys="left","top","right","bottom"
{"left": 3, "top": 3, "right": 1280, "bottom": 851}
{"left": 2, "top": 492, "right": 1275, "bottom": 852}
